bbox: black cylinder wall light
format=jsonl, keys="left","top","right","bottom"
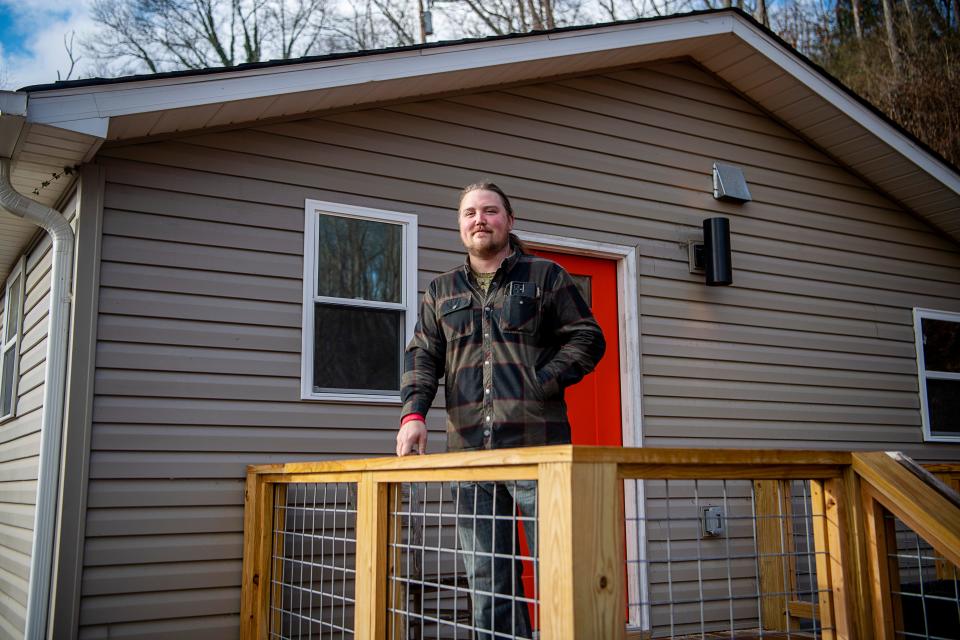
{"left": 703, "top": 217, "right": 732, "bottom": 286}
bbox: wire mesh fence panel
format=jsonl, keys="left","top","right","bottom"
{"left": 625, "top": 478, "right": 829, "bottom": 639}
{"left": 886, "top": 512, "right": 960, "bottom": 640}
{"left": 387, "top": 480, "right": 539, "bottom": 640}
{"left": 270, "top": 482, "right": 358, "bottom": 640}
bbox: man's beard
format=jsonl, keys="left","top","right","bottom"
{"left": 465, "top": 230, "right": 509, "bottom": 259}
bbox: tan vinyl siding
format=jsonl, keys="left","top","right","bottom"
{"left": 81, "top": 60, "right": 960, "bottom": 636}
{"left": 0, "top": 191, "right": 78, "bottom": 638}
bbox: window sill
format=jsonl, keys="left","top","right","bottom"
{"left": 300, "top": 391, "right": 402, "bottom": 404}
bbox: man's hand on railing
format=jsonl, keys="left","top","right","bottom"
{"left": 396, "top": 419, "right": 427, "bottom": 456}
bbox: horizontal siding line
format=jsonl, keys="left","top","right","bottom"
{"left": 98, "top": 159, "right": 957, "bottom": 284}
{"left": 20, "top": 310, "right": 49, "bottom": 351}
{"left": 596, "top": 70, "right": 792, "bottom": 137}
{"left": 605, "top": 67, "right": 784, "bottom": 125}
{"left": 98, "top": 287, "right": 300, "bottom": 327}
{"left": 77, "top": 614, "right": 239, "bottom": 638}
{"left": 100, "top": 236, "right": 302, "bottom": 279}
{"left": 642, "top": 376, "right": 917, "bottom": 408}
{"left": 78, "top": 586, "right": 240, "bottom": 626}
{"left": 640, "top": 249, "right": 960, "bottom": 302}
{"left": 96, "top": 314, "right": 300, "bottom": 351}
{"left": 99, "top": 261, "right": 301, "bottom": 304}
{"left": 14, "top": 352, "right": 46, "bottom": 382}
{"left": 479, "top": 84, "right": 836, "bottom": 169}
{"left": 260, "top": 113, "right": 882, "bottom": 216}
{"left": 103, "top": 181, "right": 303, "bottom": 231}
{"left": 159, "top": 137, "right": 957, "bottom": 265}
{"left": 547, "top": 75, "right": 852, "bottom": 164}
{"left": 643, "top": 397, "right": 919, "bottom": 423}
{"left": 425, "top": 90, "right": 871, "bottom": 202}
{"left": 641, "top": 336, "right": 914, "bottom": 373}
{"left": 82, "top": 533, "right": 242, "bottom": 568}
{"left": 643, "top": 436, "right": 931, "bottom": 451}
{"left": 100, "top": 155, "right": 450, "bottom": 216}
{"left": 639, "top": 296, "right": 914, "bottom": 342}
{"left": 101, "top": 228, "right": 299, "bottom": 260}
{"left": 644, "top": 417, "right": 924, "bottom": 430}
{"left": 15, "top": 367, "right": 45, "bottom": 400}
{"left": 88, "top": 427, "right": 412, "bottom": 454}
{"left": 24, "top": 244, "right": 51, "bottom": 285}
{"left": 641, "top": 355, "right": 914, "bottom": 391}
{"left": 94, "top": 337, "right": 300, "bottom": 356}
{"left": 641, "top": 259, "right": 959, "bottom": 318}
{"left": 102, "top": 209, "right": 302, "bottom": 255}
{"left": 224, "top": 126, "right": 926, "bottom": 246}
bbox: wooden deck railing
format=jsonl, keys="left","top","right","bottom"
{"left": 240, "top": 447, "right": 960, "bottom": 639}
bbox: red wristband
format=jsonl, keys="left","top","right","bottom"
{"left": 401, "top": 413, "right": 425, "bottom": 426}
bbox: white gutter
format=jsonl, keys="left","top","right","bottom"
{"left": 0, "top": 156, "right": 74, "bottom": 640}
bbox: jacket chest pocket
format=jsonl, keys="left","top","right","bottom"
{"left": 500, "top": 281, "right": 541, "bottom": 334}
{"left": 439, "top": 294, "right": 475, "bottom": 341}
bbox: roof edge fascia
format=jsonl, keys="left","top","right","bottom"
{"left": 728, "top": 18, "right": 960, "bottom": 197}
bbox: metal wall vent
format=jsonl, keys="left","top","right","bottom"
{"left": 713, "top": 162, "right": 752, "bottom": 203}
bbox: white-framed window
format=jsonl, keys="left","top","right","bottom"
{"left": 1, "top": 258, "right": 25, "bottom": 422}
{"left": 914, "top": 308, "right": 960, "bottom": 442}
{"left": 301, "top": 200, "right": 418, "bottom": 403}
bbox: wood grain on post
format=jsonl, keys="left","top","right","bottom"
{"left": 810, "top": 480, "right": 838, "bottom": 640}
{"left": 838, "top": 467, "right": 873, "bottom": 639}
{"left": 861, "top": 485, "right": 898, "bottom": 640}
{"left": 754, "top": 480, "right": 790, "bottom": 633}
{"left": 240, "top": 470, "right": 279, "bottom": 640}
{"left": 240, "top": 470, "right": 262, "bottom": 640}
{"left": 538, "top": 461, "right": 625, "bottom": 640}
{"left": 354, "top": 473, "right": 389, "bottom": 639}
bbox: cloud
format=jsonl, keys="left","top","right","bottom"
{"left": 1, "top": 4, "right": 97, "bottom": 89}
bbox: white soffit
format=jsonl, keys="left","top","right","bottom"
{"left": 11, "top": 9, "right": 960, "bottom": 241}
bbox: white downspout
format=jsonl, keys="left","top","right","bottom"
{"left": 0, "top": 157, "right": 74, "bottom": 640}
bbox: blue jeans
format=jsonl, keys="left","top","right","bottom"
{"left": 454, "top": 481, "right": 538, "bottom": 640}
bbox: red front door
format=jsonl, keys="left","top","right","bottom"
{"left": 519, "top": 250, "right": 622, "bottom": 627}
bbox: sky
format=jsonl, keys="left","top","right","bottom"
{"left": 0, "top": 2, "right": 95, "bottom": 89}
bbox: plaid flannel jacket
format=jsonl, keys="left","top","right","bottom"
{"left": 401, "top": 248, "right": 605, "bottom": 451}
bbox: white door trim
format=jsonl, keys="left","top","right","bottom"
{"left": 514, "top": 230, "right": 649, "bottom": 630}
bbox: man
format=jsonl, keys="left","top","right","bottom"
{"left": 396, "top": 182, "right": 605, "bottom": 638}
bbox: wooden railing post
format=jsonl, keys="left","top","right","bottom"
{"left": 538, "top": 461, "right": 624, "bottom": 640}
{"left": 861, "top": 486, "right": 899, "bottom": 640}
{"left": 811, "top": 477, "right": 862, "bottom": 640}
{"left": 754, "top": 480, "right": 791, "bottom": 633}
{"left": 355, "top": 473, "right": 389, "bottom": 639}
{"left": 838, "top": 466, "right": 873, "bottom": 640}
{"left": 241, "top": 470, "right": 279, "bottom": 640}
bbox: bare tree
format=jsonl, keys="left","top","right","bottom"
{"left": 329, "top": 0, "right": 417, "bottom": 50}
{"left": 83, "top": 0, "right": 334, "bottom": 74}
{"left": 880, "top": 0, "right": 903, "bottom": 69}
{"left": 433, "top": 0, "right": 587, "bottom": 37}
{"left": 58, "top": 32, "right": 81, "bottom": 82}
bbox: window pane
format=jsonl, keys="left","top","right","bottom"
{"left": 314, "top": 303, "right": 403, "bottom": 393}
{"left": 4, "top": 274, "right": 21, "bottom": 339}
{"left": 927, "top": 379, "right": 960, "bottom": 436}
{"left": 316, "top": 215, "right": 402, "bottom": 303}
{"left": 1, "top": 347, "right": 15, "bottom": 417}
{"left": 922, "top": 318, "right": 960, "bottom": 373}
